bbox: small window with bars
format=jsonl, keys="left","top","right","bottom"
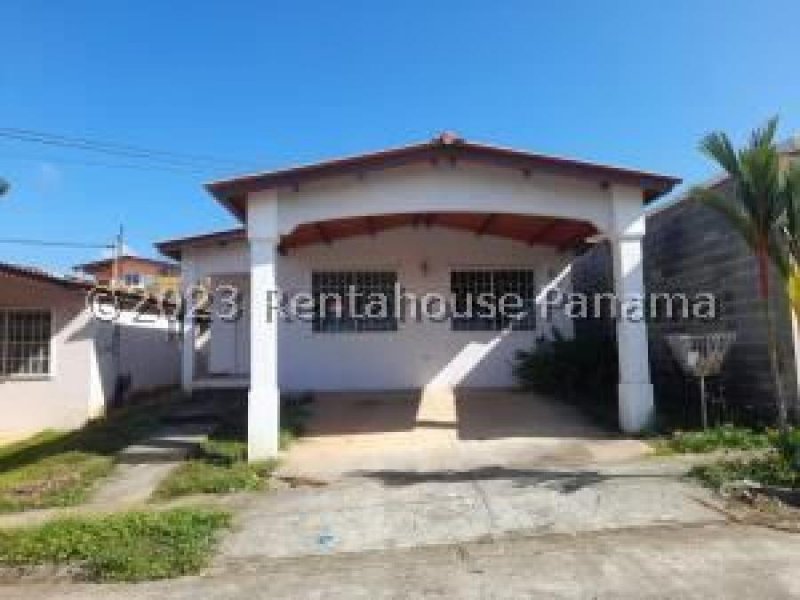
{"left": 451, "top": 269, "right": 536, "bottom": 331}
{"left": 0, "top": 309, "right": 53, "bottom": 376}
{"left": 312, "top": 271, "right": 398, "bottom": 333}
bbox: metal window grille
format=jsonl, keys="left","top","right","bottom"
{"left": 0, "top": 310, "right": 52, "bottom": 376}
{"left": 312, "top": 271, "right": 398, "bottom": 333}
{"left": 451, "top": 269, "right": 536, "bottom": 331}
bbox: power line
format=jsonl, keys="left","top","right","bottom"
{"left": 0, "top": 152, "right": 210, "bottom": 175}
{"left": 0, "top": 238, "right": 113, "bottom": 249}
{"left": 0, "top": 127, "right": 258, "bottom": 170}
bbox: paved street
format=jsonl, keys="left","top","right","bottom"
{"left": 221, "top": 461, "right": 723, "bottom": 560}
{"left": 3, "top": 523, "right": 799, "bottom": 599}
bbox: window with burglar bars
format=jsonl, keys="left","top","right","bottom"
{"left": 451, "top": 269, "right": 536, "bottom": 331}
{"left": 0, "top": 309, "right": 52, "bottom": 376}
{"left": 312, "top": 271, "right": 398, "bottom": 333}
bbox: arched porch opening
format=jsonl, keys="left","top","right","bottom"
{"left": 277, "top": 211, "right": 599, "bottom": 255}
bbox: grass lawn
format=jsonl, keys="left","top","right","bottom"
{"left": 0, "top": 508, "right": 231, "bottom": 582}
{"left": 152, "top": 398, "right": 308, "bottom": 500}
{"left": 0, "top": 390, "right": 180, "bottom": 513}
{"left": 684, "top": 427, "right": 800, "bottom": 490}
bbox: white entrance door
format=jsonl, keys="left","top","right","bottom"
{"left": 208, "top": 275, "right": 250, "bottom": 375}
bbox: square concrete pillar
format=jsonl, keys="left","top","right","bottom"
{"left": 247, "top": 191, "right": 281, "bottom": 460}
{"left": 610, "top": 185, "right": 654, "bottom": 433}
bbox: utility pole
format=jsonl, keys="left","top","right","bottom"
{"left": 111, "top": 225, "right": 124, "bottom": 289}
{"left": 111, "top": 224, "right": 124, "bottom": 406}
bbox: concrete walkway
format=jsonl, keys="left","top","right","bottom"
{"left": 0, "top": 423, "right": 212, "bottom": 529}
{"left": 90, "top": 424, "right": 212, "bottom": 505}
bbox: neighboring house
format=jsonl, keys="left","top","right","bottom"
{"left": 574, "top": 136, "right": 800, "bottom": 427}
{"left": 0, "top": 261, "right": 180, "bottom": 439}
{"left": 75, "top": 255, "right": 180, "bottom": 293}
{"left": 157, "top": 132, "right": 679, "bottom": 459}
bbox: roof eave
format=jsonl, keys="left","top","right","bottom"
{"left": 205, "top": 140, "right": 680, "bottom": 218}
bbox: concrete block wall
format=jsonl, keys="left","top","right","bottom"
{"left": 573, "top": 189, "right": 799, "bottom": 427}
{"left": 645, "top": 195, "right": 797, "bottom": 425}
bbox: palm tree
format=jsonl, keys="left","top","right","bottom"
{"left": 691, "top": 117, "right": 790, "bottom": 429}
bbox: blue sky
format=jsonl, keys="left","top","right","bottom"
{"left": 1, "top": 1, "right": 798, "bottom": 272}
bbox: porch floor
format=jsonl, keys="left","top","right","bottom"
{"left": 278, "top": 389, "right": 651, "bottom": 481}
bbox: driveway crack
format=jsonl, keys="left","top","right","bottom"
{"left": 470, "top": 476, "right": 499, "bottom": 534}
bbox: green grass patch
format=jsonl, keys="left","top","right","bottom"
{"left": 0, "top": 508, "right": 231, "bottom": 582}
{"left": 689, "top": 428, "right": 800, "bottom": 490}
{"left": 691, "top": 453, "right": 800, "bottom": 490}
{"left": 0, "top": 391, "right": 180, "bottom": 513}
{"left": 152, "top": 398, "right": 307, "bottom": 500}
{"left": 153, "top": 460, "right": 277, "bottom": 499}
{"left": 651, "top": 425, "right": 773, "bottom": 455}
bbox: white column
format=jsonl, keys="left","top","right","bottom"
{"left": 247, "top": 191, "right": 281, "bottom": 460}
{"left": 181, "top": 257, "right": 196, "bottom": 393}
{"left": 610, "top": 184, "right": 654, "bottom": 432}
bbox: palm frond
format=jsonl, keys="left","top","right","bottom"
{"left": 691, "top": 185, "right": 756, "bottom": 248}
{"left": 699, "top": 132, "right": 740, "bottom": 177}
{"left": 749, "top": 115, "right": 779, "bottom": 149}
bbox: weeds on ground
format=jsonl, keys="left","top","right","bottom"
{"left": 152, "top": 399, "right": 308, "bottom": 499}
{"left": 0, "top": 508, "right": 231, "bottom": 581}
{"left": 690, "top": 428, "right": 800, "bottom": 490}
{"left": 651, "top": 425, "right": 773, "bottom": 455}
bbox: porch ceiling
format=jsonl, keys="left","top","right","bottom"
{"left": 278, "top": 212, "right": 597, "bottom": 254}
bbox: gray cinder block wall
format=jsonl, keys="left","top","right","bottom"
{"left": 644, "top": 190, "right": 797, "bottom": 426}
{"left": 572, "top": 185, "right": 799, "bottom": 427}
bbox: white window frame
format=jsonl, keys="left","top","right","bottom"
{"left": 0, "top": 308, "right": 55, "bottom": 380}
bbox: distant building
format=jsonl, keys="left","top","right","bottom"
{"left": 75, "top": 255, "right": 179, "bottom": 293}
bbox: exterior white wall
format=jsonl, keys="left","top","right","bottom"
{"left": 271, "top": 162, "right": 612, "bottom": 236}
{"left": 115, "top": 313, "right": 181, "bottom": 393}
{"left": 0, "top": 282, "right": 93, "bottom": 436}
{"left": 186, "top": 226, "right": 574, "bottom": 391}
{"left": 0, "top": 279, "right": 181, "bottom": 438}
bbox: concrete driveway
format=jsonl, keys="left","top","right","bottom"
{"left": 221, "top": 458, "right": 724, "bottom": 562}
{"left": 278, "top": 388, "right": 651, "bottom": 480}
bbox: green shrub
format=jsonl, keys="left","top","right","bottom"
{"left": 0, "top": 508, "right": 231, "bottom": 581}
{"left": 773, "top": 429, "right": 800, "bottom": 468}
{"left": 513, "top": 329, "right": 618, "bottom": 424}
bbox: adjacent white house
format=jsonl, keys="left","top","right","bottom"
{"left": 0, "top": 262, "right": 181, "bottom": 440}
{"left": 157, "top": 132, "right": 680, "bottom": 459}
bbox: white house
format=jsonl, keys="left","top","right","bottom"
{"left": 0, "top": 261, "right": 181, "bottom": 440}
{"left": 157, "top": 132, "right": 680, "bottom": 460}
